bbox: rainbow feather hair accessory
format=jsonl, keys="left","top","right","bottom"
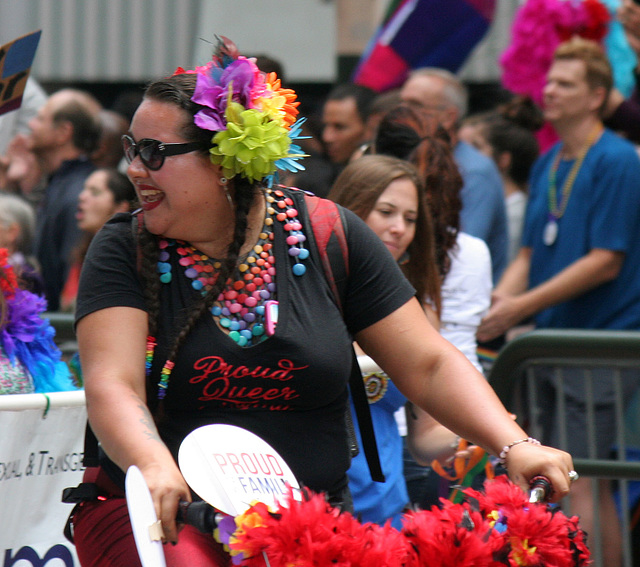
{"left": 175, "top": 36, "right": 307, "bottom": 184}
{"left": 0, "top": 249, "right": 77, "bottom": 393}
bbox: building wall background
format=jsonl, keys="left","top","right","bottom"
{"left": 0, "top": 0, "right": 517, "bottom": 84}
{"left": 1, "top": 0, "right": 200, "bottom": 82}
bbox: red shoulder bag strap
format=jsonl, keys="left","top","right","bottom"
{"left": 303, "top": 193, "right": 349, "bottom": 312}
{"left": 302, "top": 192, "right": 385, "bottom": 483}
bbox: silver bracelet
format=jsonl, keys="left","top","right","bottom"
{"left": 498, "top": 437, "right": 541, "bottom": 465}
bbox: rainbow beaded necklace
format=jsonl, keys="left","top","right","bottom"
{"left": 544, "top": 123, "right": 603, "bottom": 246}
{"left": 149, "top": 188, "right": 309, "bottom": 399}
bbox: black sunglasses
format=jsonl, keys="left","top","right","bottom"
{"left": 122, "top": 135, "right": 208, "bottom": 171}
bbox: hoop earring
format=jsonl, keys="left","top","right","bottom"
{"left": 220, "top": 177, "right": 233, "bottom": 208}
{"left": 224, "top": 188, "right": 233, "bottom": 207}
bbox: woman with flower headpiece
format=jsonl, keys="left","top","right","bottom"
{"left": 70, "top": 37, "right": 575, "bottom": 566}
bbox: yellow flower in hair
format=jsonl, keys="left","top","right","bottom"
{"left": 209, "top": 101, "right": 291, "bottom": 182}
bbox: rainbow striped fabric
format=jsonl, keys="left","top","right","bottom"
{"left": 353, "top": 0, "right": 496, "bottom": 92}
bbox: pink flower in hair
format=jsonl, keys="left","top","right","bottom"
{"left": 192, "top": 58, "right": 257, "bottom": 132}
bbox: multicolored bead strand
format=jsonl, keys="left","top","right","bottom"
{"left": 145, "top": 336, "right": 156, "bottom": 378}
{"left": 157, "top": 360, "right": 175, "bottom": 400}
{"left": 212, "top": 227, "right": 275, "bottom": 346}
{"left": 151, "top": 188, "right": 309, "bottom": 397}
{"left": 158, "top": 239, "right": 222, "bottom": 293}
{"left": 266, "top": 188, "right": 309, "bottom": 275}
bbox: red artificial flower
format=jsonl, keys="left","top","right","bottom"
{"left": 503, "top": 503, "right": 573, "bottom": 567}
{"left": 402, "top": 502, "right": 499, "bottom": 567}
{"left": 464, "top": 474, "right": 530, "bottom": 516}
{"left": 222, "top": 478, "right": 590, "bottom": 567}
{"left": 0, "top": 248, "right": 18, "bottom": 300}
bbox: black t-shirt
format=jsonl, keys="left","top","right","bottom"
{"left": 76, "top": 188, "right": 415, "bottom": 497}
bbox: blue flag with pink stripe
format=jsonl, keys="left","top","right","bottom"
{"left": 353, "top": 0, "right": 496, "bottom": 92}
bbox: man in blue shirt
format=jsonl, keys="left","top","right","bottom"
{"left": 478, "top": 37, "right": 640, "bottom": 567}
{"left": 401, "top": 68, "right": 508, "bottom": 283}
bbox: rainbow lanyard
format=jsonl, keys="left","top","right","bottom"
{"left": 544, "top": 123, "right": 603, "bottom": 246}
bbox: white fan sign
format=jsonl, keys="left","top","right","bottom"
{"left": 178, "top": 423, "right": 300, "bottom": 516}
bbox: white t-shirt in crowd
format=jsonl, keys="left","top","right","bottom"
{"left": 506, "top": 191, "right": 527, "bottom": 264}
{"left": 396, "top": 231, "right": 492, "bottom": 435}
{"left": 438, "top": 231, "right": 492, "bottom": 374}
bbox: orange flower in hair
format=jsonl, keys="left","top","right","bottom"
{"left": 262, "top": 72, "right": 300, "bottom": 128}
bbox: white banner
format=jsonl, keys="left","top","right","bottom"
{"left": 0, "top": 391, "right": 86, "bottom": 566}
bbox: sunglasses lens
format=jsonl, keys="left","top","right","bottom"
{"left": 138, "top": 140, "right": 164, "bottom": 171}
{"left": 122, "top": 136, "right": 136, "bottom": 164}
{"left": 121, "top": 137, "right": 165, "bottom": 170}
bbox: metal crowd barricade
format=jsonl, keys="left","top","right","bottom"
{"left": 43, "top": 311, "right": 78, "bottom": 358}
{"left": 489, "top": 329, "right": 640, "bottom": 567}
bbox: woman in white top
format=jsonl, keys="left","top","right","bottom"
{"left": 441, "top": 232, "right": 491, "bottom": 372}
{"left": 373, "top": 104, "right": 492, "bottom": 506}
{"left": 375, "top": 104, "right": 491, "bottom": 371}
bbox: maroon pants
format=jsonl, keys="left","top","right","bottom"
{"left": 72, "top": 468, "right": 230, "bottom": 567}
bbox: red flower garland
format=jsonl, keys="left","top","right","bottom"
{"left": 223, "top": 489, "right": 411, "bottom": 566}
{"left": 402, "top": 502, "right": 501, "bottom": 567}
{"left": 218, "top": 477, "right": 591, "bottom": 567}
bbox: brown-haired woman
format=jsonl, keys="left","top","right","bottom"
{"left": 373, "top": 104, "right": 494, "bottom": 508}
{"left": 330, "top": 154, "right": 474, "bottom": 528}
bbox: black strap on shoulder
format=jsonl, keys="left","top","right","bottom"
{"left": 292, "top": 188, "right": 385, "bottom": 482}
{"left": 82, "top": 423, "right": 100, "bottom": 468}
{"left": 347, "top": 347, "right": 385, "bottom": 482}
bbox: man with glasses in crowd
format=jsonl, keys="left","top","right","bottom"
{"left": 401, "top": 68, "right": 508, "bottom": 284}
{"left": 28, "top": 88, "right": 101, "bottom": 311}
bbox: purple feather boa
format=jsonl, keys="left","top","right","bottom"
{"left": 2, "top": 287, "right": 76, "bottom": 393}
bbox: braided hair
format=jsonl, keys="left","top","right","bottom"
{"left": 374, "top": 104, "right": 462, "bottom": 280}
{"left": 139, "top": 73, "right": 260, "bottom": 388}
